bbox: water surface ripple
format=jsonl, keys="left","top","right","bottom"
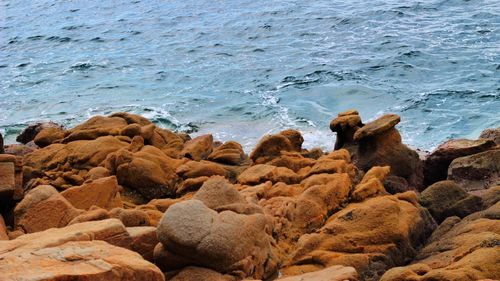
{"left": 1, "top": 0, "right": 499, "bottom": 150}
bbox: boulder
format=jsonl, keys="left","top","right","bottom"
{"left": 352, "top": 114, "right": 424, "bottom": 190}
{"left": 0, "top": 154, "right": 23, "bottom": 201}
{"left": 156, "top": 200, "right": 278, "bottom": 279}
{"left": 14, "top": 185, "right": 83, "bottom": 233}
{"left": 353, "top": 114, "right": 400, "bottom": 141}
{"left": 480, "top": 127, "right": 500, "bottom": 145}
{"left": 61, "top": 176, "right": 122, "bottom": 210}
{"left": 283, "top": 194, "right": 436, "bottom": 281}
{"left": 419, "top": 180, "right": 483, "bottom": 223}
{"left": 176, "top": 160, "right": 229, "bottom": 179}
{"left": 104, "top": 142, "right": 182, "bottom": 200}
{"left": 193, "top": 176, "right": 262, "bottom": 214}
{"left": 208, "top": 141, "right": 247, "bottom": 165}
{"left": 0, "top": 240, "right": 164, "bottom": 280}
{"left": 168, "top": 266, "right": 236, "bottom": 281}
{"left": 148, "top": 127, "right": 185, "bottom": 158}
{"left": 181, "top": 134, "right": 213, "bottom": 160}
{"left": 481, "top": 185, "right": 500, "bottom": 208}
{"left": 23, "top": 136, "right": 130, "bottom": 189}
{"left": 381, "top": 202, "right": 500, "bottom": 281}
{"left": 267, "top": 152, "right": 316, "bottom": 172}
{"left": 330, "top": 110, "right": 363, "bottom": 151}
{"left": 1, "top": 219, "right": 133, "bottom": 251}
{"left": 3, "top": 142, "right": 37, "bottom": 156}
{"left": 62, "top": 115, "right": 128, "bottom": 143}
{"left": 34, "top": 126, "right": 66, "bottom": 147}
{"left": 127, "top": 226, "right": 158, "bottom": 261}
{"left": 279, "top": 129, "right": 304, "bottom": 152}
{"left": 16, "top": 121, "right": 63, "bottom": 144}
{"left": 351, "top": 166, "right": 390, "bottom": 202}
{"left": 447, "top": 149, "right": 500, "bottom": 191}
{"left": 238, "top": 164, "right": 301, "bottom": 185}
{"left": 0, "top": 155, "right": 16, "bottom": 202}
{"left": 68, "top": 206, "right": 111, "bottom": 225}
{"left": 261, "top": 173, "right": 352, "bottom": 253}
{"left": 250, "top": 134, "right": 294, "bottom": 164}
{"left": 304, "top": 157, "right": 356, "bottom": 178}
{"left": 278, "top": 265, "right": 358, "bottom": 281}
{"left": 424, "top": 139, "right": 496, "bottom": 186}
{"left": 109, "top": 208, "right": 151, "bottom": 227}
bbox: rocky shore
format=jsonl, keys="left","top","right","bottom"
{"left": 0, "top": 110, "right": 498, "bottom": 281}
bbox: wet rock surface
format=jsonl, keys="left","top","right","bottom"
{"left": 0, "top": 111, "right": 498, "bottom": 281}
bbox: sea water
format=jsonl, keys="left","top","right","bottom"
{"left": 1, "top": 0, "right": 499, "bottom": 151}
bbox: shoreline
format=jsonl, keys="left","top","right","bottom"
{"left": 0, "top": 109, "right": 498, "bottom": 280}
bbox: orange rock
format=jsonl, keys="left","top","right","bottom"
{"left": 61, "top": 115, "right": 130, "bottom": 142}
{"left": 353, "top": 114, "right": 423, "bottom": 190}
{"left": 330, "top": 110, "right": 363, "bottom": 151}
{"left": 17, "top": 121, "right": 63, "bottom": 144}
{"left": 176, "top": 160, "right": 229, "bottom": 179}
{"left": 176, "top": 176, "right": 210, "bottom": 195}
{"left": 23, "top": 136, "right": 129, "bottom": 186}
{"left": 149, "top": 127, "right": 185, "bottom": 158}
{"left": 279, "top": 129, "right": 304, "bottom": 152}
{"left": 277, "top": 265, "right": 358, "bottom": 281}
{"left": 0, "top": 240, "right": 165, "bottom": 281}
{"left": 105, "top": 144, "right": 182, "bottom": 200}
{"left": 250, "top": 134, "right": 294, "bottom": 164}
{"left": 304, "top": 158, "right": 356, "bottom": 178}
{"left": 181, "top": 134, "right": 214, "bottom": 160}
{"left": 68, "top": 206, "right": 110, "bottom": 225}
{"left": 193, "top": 176, "right": 262, "bottom": 215}
{"left": 147, "top": 197, "right": 187, "bottom": 212}
{"left": 128, "top": 226, "right": 158, "bottom": 261}
{"left": 85, "top": 166, "right": 111, "bottom": 181}
{"left": 156, "top": 200, "right": 279, "bottom": 279}
{"left": 34, "top": 126, "right": 65, "bottom": 147}
{"left": 0, "top": 156, "right": 15, "bottom": 201}
{"left": 14, "top": 185, "right": 83, "bottom": 233}
{"left": 268, "top": 152, "right": 316, "bottom": 172}
{"left": 168, "top": 266, "right": 237, "bottom": 281}
{"left": 2, "top": 219, "right": 133, "bottom": 251}
{"left": 283, "top": 194, "right": 436, "bottom": 280}
{"left": 109, "top": 208, "right": 151, "bottom": 227}
{"left": 381, "top": 202, "right": 500, "bottom": 281}
{"left": 61, "top": 176, "right": 122, "bottom": 210}
{"left": 351, "top": 166, "right": 390, "bottom": 202}
{"left": 208, "top": 141, "right": 247, "bottom": 165}
{"left": 238, "top": 164, "right": 301, "bottom": 185}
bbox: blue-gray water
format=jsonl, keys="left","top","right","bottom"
{"left": 1, "top": 0, "right": 499, "bottom": 151}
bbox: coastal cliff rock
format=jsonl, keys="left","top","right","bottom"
{"left": 419, "top": 180, "right": 483, "bottom": 223}
{"left": 1, "top": 111, "right": 498, "bottom": 281}
{"left": 14, "top": 185, "right": 83, "bottom": 233}
{"left": 479, "top": 127, "right": 500, "bottom": 145}
{"left": 282, "top": 193, "right": 436, "bottom": 281}
{"left": 0, "top": 219, "right": 164, "bottom": 280}
{"left": 381, "top": 202, "right": 500, "bottom": 281}
{"left": 423, "top": 138, "right": 496, "bottom": 186}
{"left": 16, "top": 121, "right": 64, "bottom": 144}
{"left": 447, "top": 149, "right": 500, "bottom": 192}
{"left": 155, "top": 199, "right": 279, "bottom": 279}
{"left": 330, "top": 112, "right": 423, "bottom": 191}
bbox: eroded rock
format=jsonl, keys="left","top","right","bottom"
{"left": 156, "top": 200, "right": 278, "bottom": 279}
